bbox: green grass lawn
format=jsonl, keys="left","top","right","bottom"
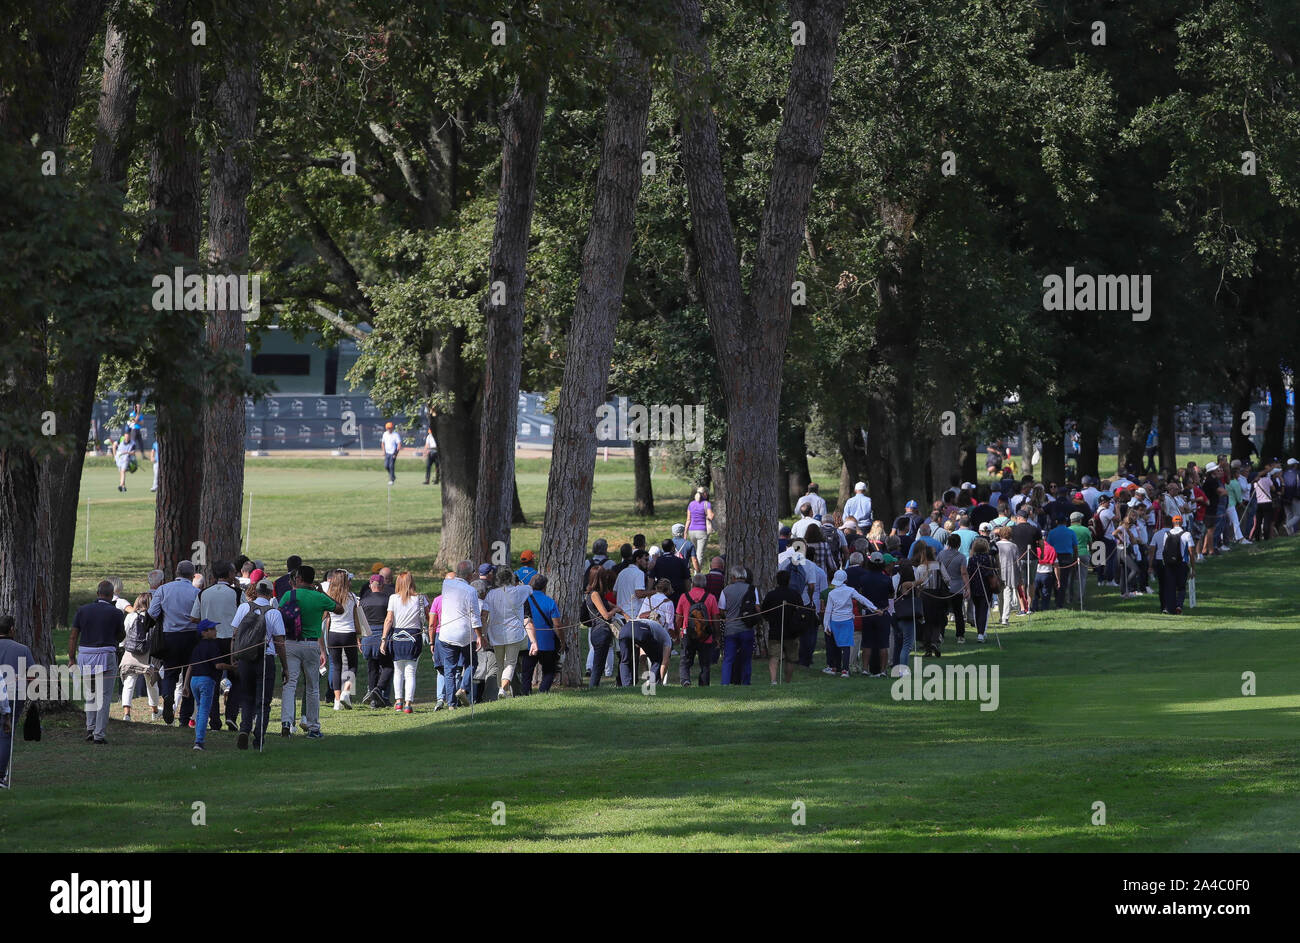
{"left": 4, "top": 457, "right": 1298, "bottom": 852}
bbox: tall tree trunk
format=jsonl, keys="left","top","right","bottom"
{"left": 0, "top": 0, "right": 107, "bottom": 665}
{"left": 1230, "top": 387, "right": 1255, "bottom": 463}
{"left": 1263, "top": 365, "right": 1287, "bottom": 461}
{"left": 1123, "top": 419, "right": 1149, "bottom": 475}
{"left": 474, "top": 75, "right": 548, "bottom": 565}
{"left": 675, "top": 0, "right": 845, "bottom": 590}
{"left": 198, "top": 8, "right": 261, "bottom": 575}
{"left": 1077, "top": 415, "right": 1101, "bottom": 480}
{"left": 511, "top": 476, "right": 528, "bottom": 526}
{"left": 781, "top": 421, "right": 810, "bottom": 514}
{"left": 1040, "top": 424, "right": 1065, "bottom": 485}
{"left": 539, "top": 40, "right": 650, "bottom": 687}
{"left": 633, "top": 439, "right": 655, "bottom": 516}
{"left": 433, "top": 327, "right": 480, "bottom": 569}
{"left": 44, "top": 10, "right": 138, "bottom": 628}
{"left": 1157, "top": 399, "right": 1176, "bottom": 475}
{"left": 836, "top": 421, "right": 866, "bottom": 509}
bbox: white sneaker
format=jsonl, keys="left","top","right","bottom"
{"left": 499, "top": 685, "right": 513, "bottom": 699}
{"left": 333, "top": 701, "right": 341, "bottom": 711}
{"left": 1238, "top": 538, "right": 1253, "bottom": 545}
{"left": 821, "top": 667, "right": 836, "bottom": 675}
{"left": 976, "top": 634, "right": 986, "bottom": 643}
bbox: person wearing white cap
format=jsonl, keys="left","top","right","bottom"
{"left": 1159, "top": 516, "right": 1195, "bottom": 614}
{"left": 795, "top": 483, "right": 828, "bottom": 522}
{"left": 843, "top": 483, "right": 872, "bottom": 529}
{"left": 669, "top": 523, "right": 697, "bottom": 571}
{"left": 1199, "top": 462, "right": 1223, "bottom": 557}
{"left": 1283, "top": 458, "right": 1300, "bottom": 534}
{"left": 823, "top": 570, "right": 876, "bottom": 679}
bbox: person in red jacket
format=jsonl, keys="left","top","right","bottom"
{"left": 675, "top": 574, "right": 720, "bottom": 687}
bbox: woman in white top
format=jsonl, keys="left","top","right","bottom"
{"left": 822, "top": 570, "right": 875, "bottom": 678}
{"left": 381, "top": 572, "right": 427, "bottom": 713}
{"left": 120, "top": 592, "right": 162, "bottom": 721}
{"left": 636, "top": 578, "right": 677, "bottom": 684}
{"left": 481, "top": 568, "right": 536, "bottom": 699}
{"left": 323, "top": 569, "right": 362, "bottom": 711}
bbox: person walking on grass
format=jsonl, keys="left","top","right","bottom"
{"left": 685, "top": 487, "right": 714, "bottom": 568}
{"left": 70, "top": 581, "right": 125, "bottom": 745}
{"left": 762, "top": 570, "right": 804, "bottom": 684}
{"left": 518, "top": 575, "right": 563, "bottom": 695}
{"left": 585, "top": 566, "right": 621, "bottom": 689}
{"left": 823, "top": 570, "right": 877, "bottom": 678}
{"left": 148, "top": 561, "right": 200, "bottom": 728}
{"left": 382, "top": 421, "right": 402, "bottom": 484}
{"left": 636, "top": 578, "right": 678, "bottom": 686}
{"left": 856, "top": 553, "right": 893, "bottom": 676}
{"left": 324, "top": 569, "right": 362, "bottom": 711}
{"left": 676, "top": 573, "right": 720, "bottom": 686}
{"left": 120, "top": 592, "right": 162, "bottom": 722}
{"left": 718, "top": 567, "right": 760, "bottom": 686}
{"left": 436, "top": 561, "right": 484, "bottom": 708}
{"left": 183, "top": 621, "right": 227, "bottom": 751}
{"left": 481, "top": 567, "right": 536, "bottom": 699}
{"left": 113, "top": 432, "right": 134, "bottom": 492}
{"left": 279, "top": 565, "right": 341, "bottom": 738}
{"left": 359, "top": 572, "right": 394, "bottom": 708}
{"left": 1160, "top": 515, "right": 1195, "bottom": 614}
{"left": 190, "top": 560, "right": 241, "bottom": 732}
{"left": 422, "top": 424, "right": 439, "bottom": 485}
{"left": 381, "top": 572, "right": 427, "bottom": 713}
{"left": 231, "top": 581, "right": 290, "bottom": 750}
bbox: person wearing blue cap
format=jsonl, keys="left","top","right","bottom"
{"left": 183, "top": 620, "right": 228, "bottom": 750}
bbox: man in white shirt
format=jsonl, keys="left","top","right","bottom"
{"left": 422, "top": 425, "right": 439, "bottom": 485}
{"left": 1079, "top": 476, "right": 1102, "bottom": 511}
{"left": 231, "top": 580, "right": 289, "bottom": 751}
{"left": 437, "top": 562, "right": 485, "bottom": 707}
{"left": 843, "top": 482, "right": 872, "bottom": 527}
{"left": 791, "top": 504, "right": 819, "bottom": 539}
{"left": 381, "top": 421, "right": 402, "bottom": 484}
{"left": 613, "top": 553, "right": 650, "bottom": 684}
{"left": 795, "top": 483, "right": 828, "bottom": 521}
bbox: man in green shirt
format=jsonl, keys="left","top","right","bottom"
{"left": 278, "top": 564, "right": 342, "bottom": 739}
{"left": 1068, "top": 512, "right": 1093, "bottom": 605}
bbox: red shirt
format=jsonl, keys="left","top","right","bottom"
{"left": 676, "top": 587, "right": 721, "bottom": 643}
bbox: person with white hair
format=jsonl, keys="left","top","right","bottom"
{"left": 718, "top": 566, "right": 760, "bottom": 685}
{"left": 843, "top": 482, "right": 872, "bottom": 527}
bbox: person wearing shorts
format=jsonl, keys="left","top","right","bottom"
{"left": 685, "top": 488, "right": 713, "bottom": 571}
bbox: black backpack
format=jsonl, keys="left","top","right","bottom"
{"left": 232, "top": 605, "right": 268, "bottom": 663}
{"left": 739, "top": 586, "right": 763, "bottom": 629}
{"left": 1163, "top": 530, "right": 1185, "bottom": 565}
